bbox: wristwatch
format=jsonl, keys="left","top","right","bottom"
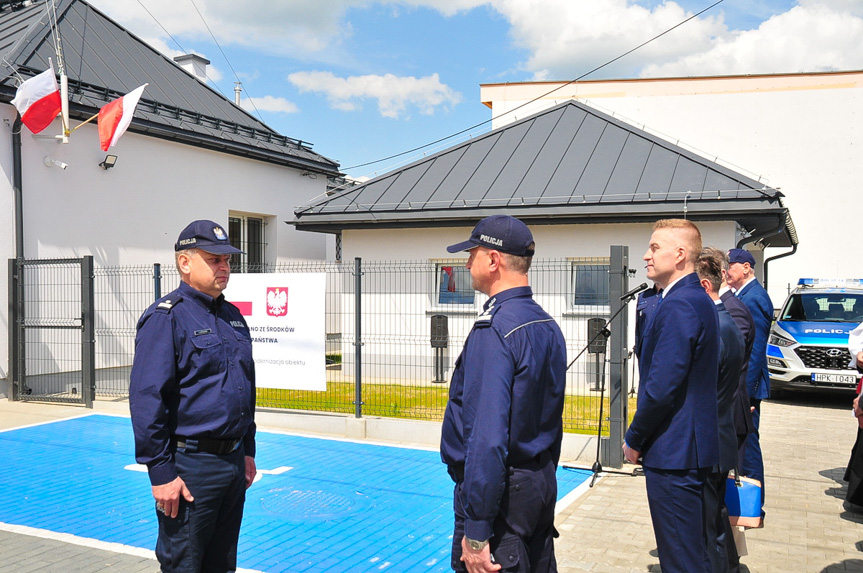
{"left": 466, "top": 537, "right": 489, "bottom": 551}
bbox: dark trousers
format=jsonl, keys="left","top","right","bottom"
{"left": 743, "top": 399, "right": 765, "bottom": 511}
{"left": 644, "top": 466, "right": 711, "bottom": 573}
{"left": 451, "top": 455, "right": 557, "bottom": 572}
{"left": 155, "top": 448, "right": 246, "bottom": 573}
{"left": 705, "top": 471, "right": 740, "bottom": 573}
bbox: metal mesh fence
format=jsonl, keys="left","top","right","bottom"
{"left": 79, "top": 258, "right": 629, "bottom": 433}
{"left": 15, "top": 260, "right": 86, "bottom": 403}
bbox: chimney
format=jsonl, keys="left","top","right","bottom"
{"left": 234, "top": 82, "right": 243, "bottom": 106}
{"left": 173, "top": 54, "right": 211, "bottom": 83}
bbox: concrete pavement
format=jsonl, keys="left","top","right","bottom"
{"left": 0, "top": 393, "right": 861, "bottom": 572}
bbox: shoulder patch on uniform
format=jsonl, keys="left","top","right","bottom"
{"left": 474, "top": 298, "right": 497, "bottom": 327}
{"left": 153, "top": 294, "right": 183, "bottom": 313}
{"left": 474, "top": 313, "right": 492, "bottom": 326}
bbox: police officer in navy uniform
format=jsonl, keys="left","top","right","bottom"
{"left": 130, "top": 220, "right": 256, "bottom": 573}
{"left": 441, "top": 215, "right": 567, "bottom": 573}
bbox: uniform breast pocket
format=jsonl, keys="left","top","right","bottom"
{"left": 232, "top": 329, "right": 254, "bottom": 364}
{"left": 189, "top": 332, "right": 223, "bottom": 374}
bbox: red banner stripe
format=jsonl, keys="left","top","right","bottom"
{"left": 232, "top": 301, "right": 253, "bottom": 316}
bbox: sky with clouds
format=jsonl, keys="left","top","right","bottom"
{"left": 86, "top": 0, "right": 863, "bottom": 179}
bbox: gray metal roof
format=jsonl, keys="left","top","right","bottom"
{"left": 294, "top": 100, "right": 797, "bottom": 248}
{"left": 0, "top": 0, "right": 340, "bottom": 176}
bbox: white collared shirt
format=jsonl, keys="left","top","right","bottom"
{"left": 732, "top": 275, "right": 758, "bottom": 295}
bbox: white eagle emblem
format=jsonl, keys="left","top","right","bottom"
{"left": 213, "top": 226, "right": 227, "bottom": 240}
{"left": 266, "top": 287, "right": 288, "bottom": 317}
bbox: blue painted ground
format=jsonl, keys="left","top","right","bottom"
{"left": 0, "top": 414, "right": 590, "bottom": 572}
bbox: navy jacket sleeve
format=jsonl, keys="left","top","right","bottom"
{"left": 129, "top": 308, "right": 180, "bottom": 486}
{"left": 460, "top": 324, "right": 513, "bottom": 541}
{"left": 741, "top": 284, "right": 773, "bottom": 399}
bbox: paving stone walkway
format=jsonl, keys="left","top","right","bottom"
{"left": 1, "top": 393, "right": 861, "bottom": 572}
{"left": 554, "top": 392, "right": 863, "bottom": 572}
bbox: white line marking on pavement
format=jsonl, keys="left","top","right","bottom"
{"left": 0, "top": 522, "right": 265, "bottom": 573}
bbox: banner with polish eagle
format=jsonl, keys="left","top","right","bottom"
{"left": 98, "top": 84, "right": 147, "bottom": 151}
{"left": 10, "top": 68, "right": 62, "bottom": 134}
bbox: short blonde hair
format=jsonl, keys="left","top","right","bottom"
{"left": 653, "top": 219, "right": 702, "bottom": 263}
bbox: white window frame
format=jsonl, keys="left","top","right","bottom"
{"left": 429, "top": 258, "right": 477, "bottom": 313}
{"left": 568, "top": 258, "right": 611, "bottom": 314}
{"left": 228, "top": 212, "right": 271, "bottom": 273}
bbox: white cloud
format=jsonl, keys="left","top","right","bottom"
{"left": 479, "top": 0, "right": 863, "bottom": 80}
{"left": 89, "top": 0, "right": 357, "bottom": 57}
{"left": 88, "top": 0, "right": 863, "bottom": 90}
{"left": 288, "top": 71, "right": 463, "bottom": 118}
{"left": 640, "top": 3, "right": 863, "bottom": 77}
{"left": 480, "top": 0, "right": 725, "bottom": 79}
{"left": 240, "top": 96, "right": 299, "bottom": 114}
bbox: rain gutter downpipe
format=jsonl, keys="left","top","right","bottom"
{"left": 12, "top": 116, "right": 23, "bottom": 260}
{"left": 736, "top": 210, "right": 792, "bottom": 292}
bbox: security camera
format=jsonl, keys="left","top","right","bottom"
{"left": 43, "top": 156, "right": 68, "bottom": 170}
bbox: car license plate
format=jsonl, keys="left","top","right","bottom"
{"left": 811, "top": 373, "right": 857, "bottom": 385}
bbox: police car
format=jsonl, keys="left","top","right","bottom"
{"left": 768, "top": 278, "right": 863, "bottom": 397}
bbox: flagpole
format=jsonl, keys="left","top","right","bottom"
{"left": 60, "top": 71, "right": 69, "bottom": 142}
{"left": 69, "top": 111, "right": 99, "bottom": 134}
{"left": 48, "top": 0, "right": 70, "bottom": 142}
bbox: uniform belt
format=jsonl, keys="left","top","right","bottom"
{"left": 173, "top": 436, "right": 241, "bottom": 455}
{"left": 449, "top": 450, "right": 553, "bottom": 482}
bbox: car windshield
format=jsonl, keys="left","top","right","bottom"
{"left": 779, "top": 292, "right": 863, "bottom": 323}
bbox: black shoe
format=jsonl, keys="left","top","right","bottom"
{"left": 844, "top": 500, "right": 863, "bottom": 514}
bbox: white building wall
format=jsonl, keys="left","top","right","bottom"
{"left": 0, "top": 108, "right": 333, "bottom": 382}
{"left": 342, "top": 220, "right": 739, "bottom": 274}
{"left": 13, "top": 117, "right": 330, "bottom": 265}
{"left": 337, "top": 220, "right": 739, "bottom": 389}
{"left": 480, "top": 72, "right": 863, "bottom": 307}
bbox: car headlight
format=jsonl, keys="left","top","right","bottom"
{"left": 768, "top": 358, "right": 785, "bottom": 367}
{"left": 769, "top": 333, "right": 795, "bottom": 347}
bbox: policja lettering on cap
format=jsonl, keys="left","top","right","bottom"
{"left": 174, "top": 220, "right": 245, "bottom": 255}
{"left": 446, "top": 214, "right": 535, "bottom": 257}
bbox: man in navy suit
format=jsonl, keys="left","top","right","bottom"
{"left": 727, "top": 248, "right": 773, "bottom": 517}
{"left": 718, "top": 257, "right": 756, "bottom": 470}
{"left": 624, "top": 219, "right": 720, "bottom": 573}
{"left": 697, "top": 248, "right": 746, "bottom": 573}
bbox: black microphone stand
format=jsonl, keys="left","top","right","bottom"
{"left": 565, "top": 284, "right": 646, "bottom": 487}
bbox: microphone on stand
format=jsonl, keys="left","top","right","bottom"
{"left": 620, "top": 282, "right": 649, "bottom": 302}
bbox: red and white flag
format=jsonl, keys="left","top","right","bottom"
{"left": 11, "top": 68, "right": 62, "bottom": 134}
{"left": 98, "top": 84, "right": 147, "bottom": 151}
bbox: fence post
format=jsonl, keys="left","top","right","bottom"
{"left": 604, "top": 245, "right": 629, "bottom": 468}
{"left": 81, "top": 256, "right": 96, "bottom": 408}
{"left": 153, "top": 263, "right": 162, "bottom": 301}
{"left": 354, "top": 257, "right": 363, "bottom": 418}
{"left": 7, "top": 259, "right": 19, "bottom": 401}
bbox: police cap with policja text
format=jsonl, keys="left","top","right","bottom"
{"left": 174, "top": 219, "right": 244, "bottom": 254}
{"left": 446, "top": 214, "right": 535, "bottom": 257}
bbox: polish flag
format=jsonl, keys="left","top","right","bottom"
{"left": 10, "top": 69, "right": 62, "bottom": 134}
{"left": 98, "top": 84, "right": 147, "bottom": 151}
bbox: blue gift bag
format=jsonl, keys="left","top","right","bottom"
{"left": 725, "top": 473, "right": 762, "bottom": 528}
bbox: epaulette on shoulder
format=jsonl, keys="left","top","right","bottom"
{"left": 154, "top": 295, "right": 183, "bottom": 313}
{"left": 474, "top": 313, "right": 493, "bottom": 327}
{"left": 473, "top": 298, "right": 498, "bottom": 327}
